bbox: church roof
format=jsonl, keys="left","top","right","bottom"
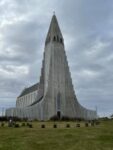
{"left": 18, "top": 83, "right": 39, "bottom": 98}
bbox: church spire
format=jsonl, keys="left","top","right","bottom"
{"left": 45, "top": 14, "right": 64, "bottom": 45}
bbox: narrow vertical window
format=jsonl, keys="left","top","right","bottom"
{"left": 53, "top": 36, "right": 56, "bottom": 41}
{"left": 57, "top": 92, "right": 61, "bottom": 110}
{"left": 60, "top": 38, "right": 62, "bottom": 43}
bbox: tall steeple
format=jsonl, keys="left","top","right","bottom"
{"left": 45, "top": 14, "right": 64, "bottom": 45}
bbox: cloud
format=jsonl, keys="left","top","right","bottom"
{"left": 0, "top": 0, "right": 113, "bottom": 117}
{"left": 0, "top": 65, "right": 29, "bottom": 78}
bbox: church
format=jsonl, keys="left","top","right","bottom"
{"left": 6, "top": 14, "right": 97, "bottom": 120}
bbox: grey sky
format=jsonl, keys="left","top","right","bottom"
{"left": 0, "top": 0, "right": 113, "bottom": 117}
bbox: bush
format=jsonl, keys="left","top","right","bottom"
{"left": 50, "top": 115, "right": 59, "bottom": 121}
{"left": 53, "top": 124, "right": 57, "bottom": 128}
{"left": 26, "top": 122, "right": 30, "bottom": 126}
{"left": 1, "top": 122, "right": 5, "bottom": 127}
{"left": 41, "top": 124, "right": 45, "bottom": 128}
{"left": 14, "top": 124, "right": 20, "bottom": 128}
{"left": 28, "top": 124, "right": 33, "bottom": 128}
{"left": 66, "top": 124, "right": 70, "bottom": 128}
{"left": 61, "top": 116, "right": 70, "bottom": 121}
{"left": 50, "top": 115, "right": 83, "bottom": 121}
{"left": 0, "top": 117, "right": 8, "bottom": 121}
{"left": 21, "top": 123, "right": 26, "bottom": 127}
{"left": 76, "top": 123, "right": 80, "bottom": 127}
{"left": 85, "top": 123, "right": 89, "bottom": 127}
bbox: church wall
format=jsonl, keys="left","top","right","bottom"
{"left": 16, "top": 90, "right": 38, "bottom": 108}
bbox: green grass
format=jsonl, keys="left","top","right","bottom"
{"left": 0, "top": 120, "right": 113, "bottom": 150}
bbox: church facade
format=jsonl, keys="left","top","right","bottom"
{"left": 6, "top": 15, "right": 97, "bottom": 120}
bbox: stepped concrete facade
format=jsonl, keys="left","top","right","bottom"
{"left": 16, "top": 83, "right": 39, "bottom": 108}
{"left": 6, "top": 15, "right": 97, "bottom": 120}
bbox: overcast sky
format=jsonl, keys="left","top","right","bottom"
{"left": 0, "top": 0, "right": 113, "bottom": 117}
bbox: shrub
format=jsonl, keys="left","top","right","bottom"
{"left": 76, "top": 123, "right": 80, "bottom": 127}
{"left": 50, "top": 115, "right": 59, "bottom": 121}
{"left": 28, "top": 124, "right": 33, "bottom": 128}
{"left": 26, "top": 122, "right": 30, "bottom": 126}
{"left": 53, "top": 124, "right": 57, "bottom": 128}
{"left": 1, "top": 122, "right": 5, "bottom": 127}
{"left": 66, "top": 124, "right": 70, "bottom": 128}
{"left": 14, "top": 124, "right": 20, "bottom": 128}
{"left": 85, "top": 123, "right": 89, "bottom": 127}
{"left": 41, "top": 124, "right": 45, "bottom": 128}
{"left": 0, "top": 117, "right": 8, "bottom": 121}
{"left": 21, "top": 123, "right": 26, "bottom": 127}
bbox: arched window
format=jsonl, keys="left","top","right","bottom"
{"left": 53, "top": 36, "right": 56, "bottom": 41}
{"left": 60, "top": 38, "right": 62, "bottom": 43}
{"left": 56, "top": 92, "right": 61, "bottom": 110}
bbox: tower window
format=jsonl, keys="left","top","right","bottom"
{"left": 56, "top": 92, "right": 61, "bottom": 110}
{"left": 60, "top": 38, "right": 63, "bottom": 43}
{"left": 53, "top": 36, "right": 56, "bottom": 41}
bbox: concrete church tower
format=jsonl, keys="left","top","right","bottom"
{"left": 41, "top": 14, "right": 80, "bottom": 119}
{"left": 6, "top": 14, "right": 97, "bottom": 120}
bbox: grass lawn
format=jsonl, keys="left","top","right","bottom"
{"left": 0, "top": 120, "right": 113, "bottom": 150}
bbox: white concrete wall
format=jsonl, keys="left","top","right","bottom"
{"left": 16, "top": 90, "right": 38, "bottom": 108}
